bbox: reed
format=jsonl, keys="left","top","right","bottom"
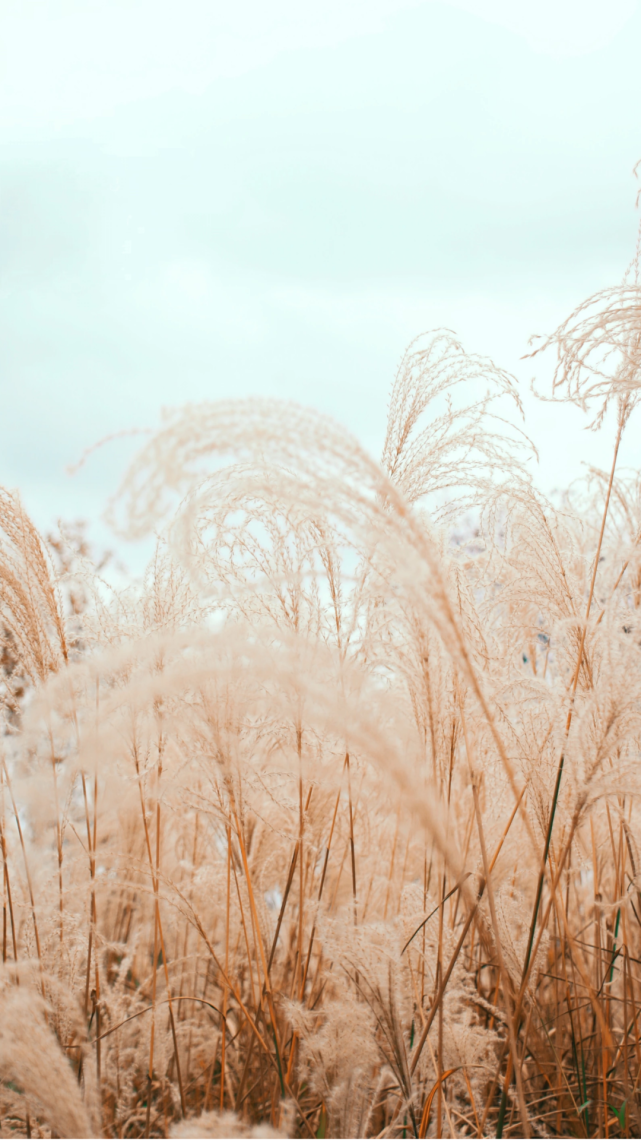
{"left": 1, "top": 194, "right": 641, "bottom": 1139}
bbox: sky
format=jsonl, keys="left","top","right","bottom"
{"left": 1, "top": 0, "right": 641, "bottom": 565}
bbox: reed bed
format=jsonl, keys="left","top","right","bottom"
{"left": 2, "top": 208, "right": 641, "bottom": 1139}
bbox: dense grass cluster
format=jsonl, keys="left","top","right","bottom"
{"left": 2, "top": 204, "right": 641, "bottom": 1139}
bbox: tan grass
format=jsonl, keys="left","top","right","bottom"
{"left": 2, "top": 201, "right": 641, "bottom": 1140}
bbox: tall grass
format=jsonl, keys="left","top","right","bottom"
{"left": 2, "top": 206, "right": 641, "bottom": 1139}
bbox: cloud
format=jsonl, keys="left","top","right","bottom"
{"left": 443, "top": 0, "right": 638, "bottom": 57}
{"left": 1, "top": 0, "right": 636, "bottom": 140}
{"left": 1, "top": 0, "right": 639, "bottom": 543}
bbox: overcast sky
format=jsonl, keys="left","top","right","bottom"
{"left": 1, "top": 0, "right": 641, "bottom": 563}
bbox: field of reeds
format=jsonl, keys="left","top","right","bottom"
{"left": 2, "top": 201, "right": 641, "bottom": 1140}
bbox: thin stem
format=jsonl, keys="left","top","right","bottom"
{"left": 460, "top": 708, "right": 531, "bottom": 1139}
{"left": 522, "top": 412, "right": 625, "bottom": 989}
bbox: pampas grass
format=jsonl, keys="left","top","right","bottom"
{"left": 2, "top": 201, "right": 641, "bottom": 1139}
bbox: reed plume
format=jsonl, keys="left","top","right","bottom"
{"left": 3, "top": 181, "right": 641, "bottom": 1140}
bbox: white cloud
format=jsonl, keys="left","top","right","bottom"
{"left": 1, "top": 0, "right": 637, "bottom": 138}
{"left": 0, "top": 1, "right": 422, "bottom": 133}
{"left": 1, "top": 0, "right": 639, "bottom": 541}
{"left": 444, "top": 0, "right": 638, "bottom": 57}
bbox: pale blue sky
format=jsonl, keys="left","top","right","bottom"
{"left": 1, "top": 0, "right": 641, "bottom": 560}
